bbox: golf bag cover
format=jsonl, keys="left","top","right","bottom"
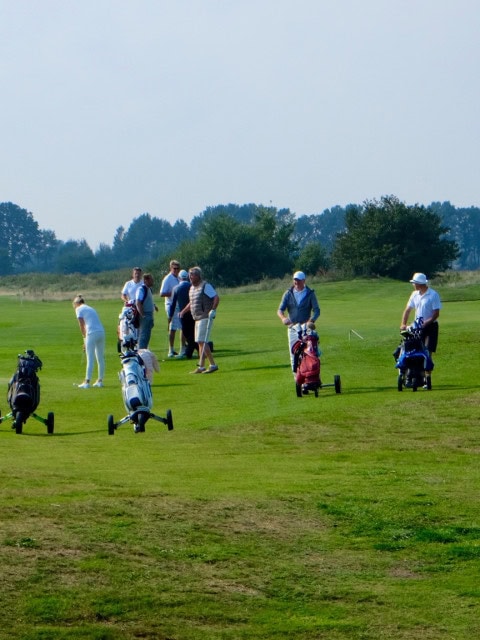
{"left": 292, "top": 333, "right": 321, "bottom": 386}
{"left": 8, "top": 351, "right": 42, "bottom": 415}
{"left": 118, "top": 304, "right": 138, "bottom": 351}
{"left": 119, "top": 351, "right": 152, "bottom": 413}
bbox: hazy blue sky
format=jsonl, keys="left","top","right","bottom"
{"left": 2, "top": 0, "right": 478, "bottom": 249}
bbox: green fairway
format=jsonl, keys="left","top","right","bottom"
{"left": 0, "top": 277, "right": 479, "bottom": 639}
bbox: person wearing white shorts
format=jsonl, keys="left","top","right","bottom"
{"left": 180, "top": 267, "right": 219, "bottom": 374}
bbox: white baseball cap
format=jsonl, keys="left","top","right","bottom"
{"left": 410, "top": 273, "right": 428, "bottom": 285}
{"left": 293, "top": 271, "right": 306, "bottom": 280}
{"left": 179, "top": 270, "right": 189, "bottom": 279}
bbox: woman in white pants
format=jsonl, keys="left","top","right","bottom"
{"left": 73, "top": 295, "right": 106, "bottom": 389}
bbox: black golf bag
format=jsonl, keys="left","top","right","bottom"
{"left": 1, "top": 350, "right": 54, "bottom": 434}
{"left": 394, "top": 320, "right": 434, "bottom": 391}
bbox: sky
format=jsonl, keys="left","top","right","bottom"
{"left": 1, "top": 0, "right": 479, "bottom": 250}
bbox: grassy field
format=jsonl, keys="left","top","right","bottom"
{"left": 0, "top": 277, "right": 479, "bottom": 639}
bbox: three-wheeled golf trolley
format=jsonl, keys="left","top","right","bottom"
{"left": 109, "top": 308, "right": 174, "bottom": 435}
{"left": 394, "top": 320, "right": 434, "bottom": 392}
{"left": 291, "top": 323, "right": 341, "bottom": 398}
{"left": 0, "top": 350, "right": 54, "bottom": 434}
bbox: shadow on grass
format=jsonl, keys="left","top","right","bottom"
{"left": 0, "top": 428, "right": 106, "bottom": 437}
{"left": 230, "top": 363, "right": 288, "bottom": 372}
{"left": 341, "top": 383, "right": 473, "bottom": 395}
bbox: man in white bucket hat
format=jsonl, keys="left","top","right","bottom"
{"left": 400, "top": 273, "right": 442, "bottom": 388}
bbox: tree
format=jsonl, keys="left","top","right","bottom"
{"left": 54, "top": 240, "right": 97, "bottom": 274}
{"left": 189, "top": 203, "right": 258, "bottom": 236}
{"left": 171, "top": 208, "right": 297, "bottom": 287}
{"left": 252, "top": 207, "right": 297, "bottom": 279}
{"left": 29, "top": 229, "right": 60, "bottom": 272}
{"left": 332, "top": 196, "right": 459, "bottom": 280}
{"left": 0, "top": 202, "right": 58, "bottom": 272}
{"left": 0, "top": 247, "right": 13, "bottom": 275}
{"left": 111, "top": 213, "right": 192, "bottom": 267}
{"left": 178, "top": 213, "right": 262, "bottom": 286}
{"left": 430, "top": 201, "right": 480, "bottom": 270}
{"left": 294, "top": 205, "right": 350, "bottom": 252}
{"left": 296, "top": 242, "right": 330, "bottom": 276}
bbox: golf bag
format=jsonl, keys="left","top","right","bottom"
{"left": 292, "top": 324, "right": 321, "bottom": 397}
{"left": 8, "top": 350, "right": 41, "bottom": 417}
{"left": 119, "top": 350, "right": 152, "bottom": 431}
{"left": 394, "top": 318, "right": 434, "bottom": 391}
{"left": 108, "top": 350, "right": 173, "bottom": 435}
{"left": 118, "top": 303, "right": 139, "bottom": 352}
{"left": 1, "top": 350, "right": 54, "bottom": 434}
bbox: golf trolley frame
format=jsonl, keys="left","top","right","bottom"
{"left": 0, "top": 350, "right": 54, "bottom": 435}
{"left": 291, "top": 324, "right": 341, "bottom": 398}
{"left": 296, "top": 374, "right": 342, "bottom": 398}
{"left": 108, "top": 340, "right": 174, "bottom": 435}
{"left": 108, "top": 406, "right": 173, "bottom": 435}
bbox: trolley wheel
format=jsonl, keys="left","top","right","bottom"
{"left": 314, "top": 388, "right": 319, "bottom": 398}
{"left": 108, "top": 414, "right": 115, "bottom": 436}
{"left": 136, "top": 413, "right": 147, "bottom": 433}
{"left": 334, "top": 375, "right": 342, "bottom": 394}
{"left": 46, "top": 412, "right": 54, "bottom": 434}
{"left": 166, "top": 409, "right": 174, "bottom": 431}
{"left": 15, "top": 412, "right": 25, "bottom": 434}
{"left": 397, "top": 374, "right": 403, "bottom": 391}
{"left": 296, "top": 383, "right": 302, "bottom": 398}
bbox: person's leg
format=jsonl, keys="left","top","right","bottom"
{"left": 171, "top": 312, "right": 185, "bottom": 356}
{"left": 181, "top": 314, "right": 194, "bottom": 358}
{"left": 166, "top": 309, "right": 176, "bottom": 355}
{"left": 204, "top": 318, "right": 216, "bottom": 367}
{"left": 168, "top": 329, "right": 176, "bottom": 355}
{"left": 138, "top": 318, "right": 146, "bottom": 349}
{"left": 190, "top": 319, "right": 210, "bottom": 372}
{"left": 84, "top": 334, "right": 95, "bottom": 382}
{"left": 423, "top": 323, "right": 438, "bottom": 355}
{"left": 95, "top": 332, "right": 106, "bottom": 382}
{"left": 422, "top": 323, "right": 438, "bottom": 389}
{"left": 139, "top": 315, "right": 154, "bottom": 349}
{"left": 288, "top": 325, "right": 301, "bottom": 371}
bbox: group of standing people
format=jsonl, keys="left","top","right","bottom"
{"left": 73, "top": 261, "right": 441, "bottom": 389}
{"left": 73, "top": 261, "right": 220, "bottom": 387}
{"left": 160, "top": 261, "right": 220, "bottom": 373}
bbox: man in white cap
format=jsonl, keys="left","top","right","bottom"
{"left": 400, "top": 273, "right": 442, "bottom": 387}
{"left": 277, "top": 271, "right": 320, "bottom": 371}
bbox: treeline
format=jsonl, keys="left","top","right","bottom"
{"left": 0, "top": 197, "right": 476, "bottom": 285}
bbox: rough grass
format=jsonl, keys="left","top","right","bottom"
{"left": 0, "top": 276, "right": 478, "bottom": 639}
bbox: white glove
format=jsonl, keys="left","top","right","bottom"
{"left": 208, "top": 309, "right": 216, "bottom": 319}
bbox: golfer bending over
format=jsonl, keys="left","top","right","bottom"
{"left": 180, "top": 266, "right": 219, "bottom": 374}
{"left": 73, "top": 295, "right": 105, "bottom": 389}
